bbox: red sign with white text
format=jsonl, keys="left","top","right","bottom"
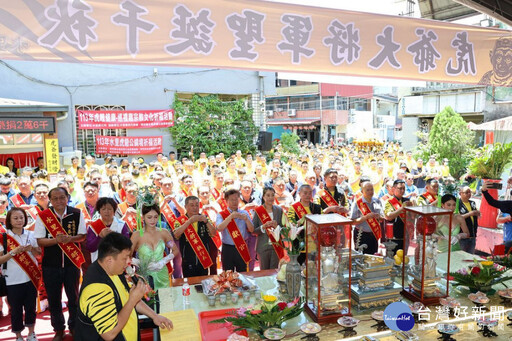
{"left": 95, "top": 136, "right": 163, "bottom": 155}
{"left": 78, "top": 110, "right": 174, "bottom": 129}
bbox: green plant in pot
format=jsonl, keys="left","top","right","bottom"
{"left": 468, "top": 142, "right": 512, "bottom": 228}
{"left": 468, "top": 142, "right": 512, "bottom": 180}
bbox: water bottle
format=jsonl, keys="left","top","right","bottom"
{"left": 182, "top": 278, "right": 190, "bottom": 306}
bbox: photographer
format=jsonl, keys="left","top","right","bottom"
{"left": 481, "top": 180, "right": 512, "bottom": 214}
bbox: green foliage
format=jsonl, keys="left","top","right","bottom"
{"left": 469, "top": 142, "right": 512, "bottom": 180}
{"left": 169, "top": 94, "right": 258, "bottom": 157}
{"left": 414, "top": 106, "right": 475, "bottom": 178}
{"left": 278, "top": 132, "right": 301, "bottom": 156}
{"left": 210, "top": 296, "right": 304, "bottom": 335}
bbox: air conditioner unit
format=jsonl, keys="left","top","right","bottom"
{"left": 288, "top": 109, "right": 296, "bottom": 117}
{"left": 348, "top": 116, "right": 355, "bottom": 123}
{"left": 276, "top": 107, "right": 284, "bottom": 112}
{"left": 349, "top": 108, "right": 356, "bottom": 115}
{"left": 377, "top": 116, "right": 384, "bottom": 123}
{"left": 266, "top": 110, "right": 274, "bottom": 118}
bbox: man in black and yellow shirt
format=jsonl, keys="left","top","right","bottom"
{"left": 76, "top": 233, "right": 172, "bottom": 341}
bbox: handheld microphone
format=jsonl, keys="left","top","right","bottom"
{"left": 125, "top": 265, "right": 139, "bottom": 285}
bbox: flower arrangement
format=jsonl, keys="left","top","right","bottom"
{"left": 490, "top": 254, "right": 512, "bottom": 269}
{"left": 450, "top": 260, "right": 512, "bottom": 294}
{"left": 210, "top": 295, "right": 304, "bottom": 337}
{"left": 268, "top": 216, "right": 305, "bottom": 256}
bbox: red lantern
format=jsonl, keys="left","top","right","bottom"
{"left": 416, "top": 216, "right": 437, "bottom": 235}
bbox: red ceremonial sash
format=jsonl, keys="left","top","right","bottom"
{"left": 118, "top": 202, "right": 138, "bottom": 232}
{"left": 381, "top": 193, "right": 391, "bottom": 202}
{"left": 89, "top": 219, "right": 107, "bottom": 236}
{"left": 354, "top": 192, "right": 363, "bottom": 201}
{"left": 217, "top": 198, "right": 228, "bottom": 211}
{"left": 38, "top": 209, "right": 85, "bottom": 268}
{"left": 292, "top": 202, "right": 308, "bottom": 221}
{"left": 118, "top": 188, "right": 127, "bottom": 203}
{"left": 76, "top": 202, "right": 92, "bottom": 222}
{"left": 219, "top": 210, "right": 250, "bottom": 263}
{"left": 254, "top": 206, "right": 285, "bottom": 260}
{"left": 175, "top": 215, "right": 213, "bottom": 269}
{"left": 422, "top": 192, "right": 436, "bottom": 204}
{"left": 212, "top": 188, "right": 221, "bottom": 200}
{"left": 0, "top": 223, "right": 6, "bottom": 233}
{"left": 200, "top": 205, "right": 222, "bottom": 249}
{"left": 0, "top": 233, "right": 41, "bottom": 289}
{"left": 388, "top": 196, "right": 406, "bottom": 222}
{"left": 355, "top": 197, "right": 382, "bottom": 240}
{"left": 181, "top": 188, "right": 189, "bottom": 197}
{"left": 10, "top": 193, "right": 27, "bottom": 207}
{"left": 160, "top": 201, "right": 178, "bottom": 230}
{"left": 319, "top": 189, "right": 338, "bottom": 207}
{"left": 10, "top": 194, "right": 38, "bottom": 222}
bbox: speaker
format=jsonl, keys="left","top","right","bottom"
{"left": 257, "top": 131, "right": 272, "bottom": 151}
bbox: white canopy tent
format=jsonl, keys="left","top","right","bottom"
{"left": 468, "top": 116, "right": 512, "bottom": 144}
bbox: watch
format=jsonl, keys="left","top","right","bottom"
{"left": 9, "top": 251, "right": 15, "bottom": 257}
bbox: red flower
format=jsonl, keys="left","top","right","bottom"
{"left": 250, "top": 310, "right": 262, "bottom": 315}
{"left": 471, "top": 267, "right": 481, "bottom": 275}
{"left": 277, "top": 302, "right": 287, "bottom": 311}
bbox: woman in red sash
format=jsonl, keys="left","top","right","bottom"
{"left": 86, "top": 198, "right": 130, "bottom": 263}
{"left": 252, "top": 187, "right": 284, "bottom": 270}
{"left": 0, "top": 208, "right": 41, "bottom": 341}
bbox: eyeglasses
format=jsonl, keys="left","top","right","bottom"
{"left": 0, "top": 201, "right": 6, "bottom": 205}
{"left": 199, "top": 192, "right": 209, "bottom": 195}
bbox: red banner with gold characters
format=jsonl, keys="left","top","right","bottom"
{"left": 95, "top": 136, "right": 162, "bottom": 155}
{"left": 174, "top": 216, "right": 213, "bottom": 270}
{"left": 78, "top": 110, "right": 174, "bottom": 129}
{"left": 38, "top": 209, "right": 85, "bottom": 269}
{"left": 0, "top": 234, "right": 41, "bottom": 289}
{"left": 355, "top": 197, "right": 382, "bottom": 240}
{"left": 254, "top": 206, "right": 285, "bottom": 260}
{"left": 218, "top": 210, "right": 250, "bottom": 264}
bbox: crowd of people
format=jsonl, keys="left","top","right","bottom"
{"left": 0, "top": 141, "right": 507, "bottom": 341}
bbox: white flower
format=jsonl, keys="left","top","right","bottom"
{"left": 271, "top": 225, "right": 281, "bottom": 242}
{"left": 289, "top": 223, "right": 304, "bottom": 241}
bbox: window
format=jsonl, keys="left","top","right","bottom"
{"left": 75, "top": 104, "right": 127, "bottom": 157}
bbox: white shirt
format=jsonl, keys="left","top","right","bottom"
{"left": 0, "top": 229, "right": 38, "bottom": 285}
{"left": 34, "top": 206, "right": 87, "bottom": 239}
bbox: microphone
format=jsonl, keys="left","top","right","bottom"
{"left": 125, "top": 265, "right": 139, "bottom": 285}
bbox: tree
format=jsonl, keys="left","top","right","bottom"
{"left": 278, "top": 132, "right": 301, "bottom": 156}
{"left": 415, "top": 106, "right": 476, "bottom": 178}
{"left": 170, "top": 94, "right": 258, "bottom": 158}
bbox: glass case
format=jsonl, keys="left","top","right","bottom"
{"left": 402, "top": 205, "right": 453, "bottom": 305}
{"left": 304, "top": 214, "right": 353, "bottom": 323}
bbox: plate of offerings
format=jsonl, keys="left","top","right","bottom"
{"left": 337, "top": 316, "right": 360, "bottom": 328}
{"left": 437, "top": 323, "right": 459, "bottom": 335}
{"left": 498, "top": 288, "right": 512, "bottom": 299}
{"left": 371, "top": 310, "right": 384, "bottom": 321}
{"left": 468, "top": 291, "right": 489, "bottom": 304}
{"left": 409, "top": 302, "right": 425, "bottom": 314}
{"left": 263, "top": 328, "right": 286, "bottom": 340}
{"left": 201, "top": 270, "right": 258, "bottom": 296}
{"left": 300, "top": 322, "right": 322, "bottom": 335}
{"left": 439, "top": 297, "right": 461, "bottom": 309}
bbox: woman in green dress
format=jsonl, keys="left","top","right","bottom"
{"left": 435, "top": 194, "right": 470, "bottom": 253}
{"left": 131, "top": 204, "right": 178, "bottom": 289}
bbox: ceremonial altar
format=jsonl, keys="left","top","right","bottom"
{"left": 157, "top": 251, "right": 512, "bottom": 340}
